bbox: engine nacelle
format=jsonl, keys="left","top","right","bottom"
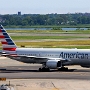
{"left": 46, "top": 60, "right": 61, "bottom": 69}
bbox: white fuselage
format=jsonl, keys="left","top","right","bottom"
{"left": 9, "top": 48, "right": 90, "bottom": 66}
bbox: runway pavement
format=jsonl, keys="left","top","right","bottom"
{"left": 0, "top": 57, "right": 90, "bottom": 90}
{"left": 0, "top": 57, "right": 90, "bottom": 79}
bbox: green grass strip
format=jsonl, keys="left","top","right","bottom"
{"left": 11, "top": 36, "right": 87, "bottom": 40}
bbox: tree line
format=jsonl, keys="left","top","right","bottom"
{"left": 0, "top": 13, "right": 90, "bottom": 26}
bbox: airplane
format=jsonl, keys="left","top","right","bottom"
{"left": 0, "top": 25, "right": 90, "bottom": 71}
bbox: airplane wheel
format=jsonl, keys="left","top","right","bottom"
{"left": 58, "top": 67, "right": 68, "bottom": 71}
{"left": 39, "top": 67, "right": 50, "bottom": 72}
{"left": 43, "top": 67, "right": 50, "bottom": 72}
{"left": 46, "top": 68, "right": 50, "bottom": 72}
{"left": 39, "top": 68, "right": 42, "bottom": 71}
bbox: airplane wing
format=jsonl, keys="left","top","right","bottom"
{"left": 1, "top": 52, "right": 71, "bottom": 63}
{"left": 10, "top": 54, "right": 71, "bottom": 62}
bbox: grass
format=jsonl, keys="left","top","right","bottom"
{"left": 7, "top": 36, "right": 90, "bottom": 49}
{"left": 0, "top": 40, "right": 87, "bottom": 49}
{"left": 10, "top": 36, "right": 87, "bottom": 40}
{"left": 1, "top": 45, "right": 90, "bottom": 49}
{"left": 6, "top": 29, "right": 90, "bottom": 34}
{"left": 53, "top": 46, "right": 90, "bottom": 49}
{"left": 15, "top": 40, "right": 90, "bottom": 46}
{"left": 0, "top": 40, "right": 90, "bottom": 49}
{"left": 0, "top": 29, "right": 90, "bottom": 49}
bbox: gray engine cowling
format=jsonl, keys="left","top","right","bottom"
{"left": 46, "top": 60, "right": 61, "bottom": 69}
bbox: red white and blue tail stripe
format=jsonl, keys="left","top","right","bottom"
{"left": 0, "top": 25, "right": 17, "bottom": 54}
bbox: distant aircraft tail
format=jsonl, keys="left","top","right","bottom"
{"left": 0, "top": 25, "right": 17, "bottom": 53}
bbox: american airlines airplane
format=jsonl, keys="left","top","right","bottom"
{"left": 0, "top": 25, "right": 90, "bottom": 71}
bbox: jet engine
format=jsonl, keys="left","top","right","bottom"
{"left": 46, "top": 60, "right": 61, "bottom": 69}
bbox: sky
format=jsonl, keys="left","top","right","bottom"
{"left": 0, "top": 0, "right": 90, "bottom": 14}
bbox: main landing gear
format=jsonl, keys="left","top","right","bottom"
{"left": 58, "top": 67, "right": 68, "bottom": 71}
{"left": 39, "top": 67, "right": 50, "bottom": 72}
{"left": 38, "top": 67, "right": 68, "bottom": 72}
{"left": 38, "top": 64, "right": 50, "bottom": 72}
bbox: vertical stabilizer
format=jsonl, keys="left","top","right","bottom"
{"left": 0, "top": 25, "right": 17, "bottom": 53}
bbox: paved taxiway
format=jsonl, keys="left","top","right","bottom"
{"left": 0, "top": 57, "right": 90, "bottom": 90}
{"left": 0, "top": 57, "right": 90, "bottom": 79}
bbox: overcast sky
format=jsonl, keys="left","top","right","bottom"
{"left": 0, "top": 0, "right": 90, "bottom": 14}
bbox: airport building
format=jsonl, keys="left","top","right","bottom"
{"left": 18, "top": 12, "right": 21, "bottom": 15}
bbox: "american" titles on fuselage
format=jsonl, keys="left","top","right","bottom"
{"left": 59, "top": 52, "right": 88, "bottom": 59}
